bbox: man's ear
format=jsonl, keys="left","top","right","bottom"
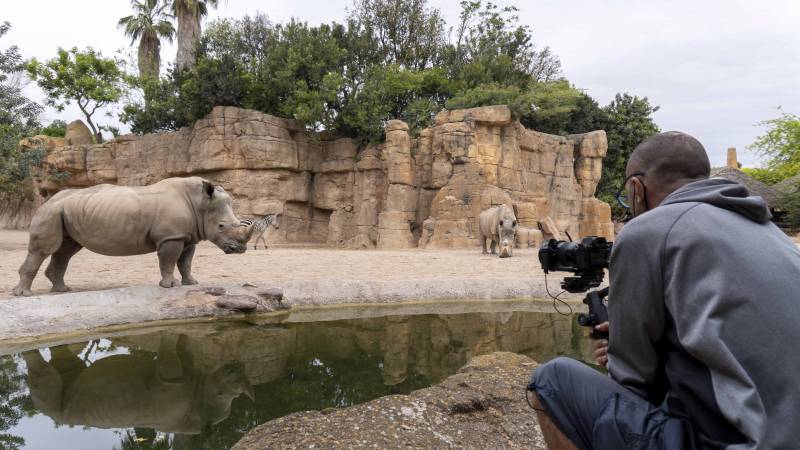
{"left": 202, "top": 181, "right": 215, "bottom": 199}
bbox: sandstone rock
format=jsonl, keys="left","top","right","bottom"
{"left": 215, "top": 294, "right": 258, "bottom": 312}
{"left": 16, "top": 105, "right": 613, "bottom": 249}
{"left": 64, "top": 120, "right": 93, "bottom": 145}
{"left": 256, "top": 287, "right": 284, "bottom": 302}
{"left": 386, "top": 184, "right": 418, "bottom": 212}
{"left": 517, "top": 226, "right": 544, "bottom": 249}
{"left": 539, "top": 216, "right": 563, "bottom": 241}
{"left": 385, "top": 119, "right": 409, "bottom": 133}
{"left": 0, "top": 193, "right": 39, "bottom": 230}
{"left": 18, "top": 135, "right": 65, "bottom": 153}
{"left": 385, "top": 121, "right": 413, "bottom": 185}
{"left": 434, "top": 105, "right": 512, "bottom": 126}
{"left": 580, "top": 198, "right": 614, "bottom": 240}
{"left": 377, "top": 211, "right": 415, "bottom": 249}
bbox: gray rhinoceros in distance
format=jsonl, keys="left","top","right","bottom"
{"left": 479, "top": 204, "right": 518, "bottom": 258}
{"left": 12, "top": 177, "right": 257, "bottom": 296}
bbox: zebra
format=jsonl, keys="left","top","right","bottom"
{"left": 240, "top": 213, "right": 280, "bottom": 250}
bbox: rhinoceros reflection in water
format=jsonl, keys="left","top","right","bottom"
{"left": 22, "top": 334, "right": 254, "bottom": 434}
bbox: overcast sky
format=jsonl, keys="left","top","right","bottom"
{"left": 4, "top": 0, "right": 799, "bottom": 167}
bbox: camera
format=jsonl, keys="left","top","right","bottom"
{"left": 538, "top": 236, "right": 612, "bottom": 293}
{"left": 538, "top": 236, "right": 613, "bottom": 339}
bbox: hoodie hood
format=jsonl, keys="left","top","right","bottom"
{"left": 661, "top": 178, "right": 772, "bottom": 223}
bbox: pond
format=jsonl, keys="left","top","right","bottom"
{"left": 0, "top": 304, "right": 593, "bottom": 450}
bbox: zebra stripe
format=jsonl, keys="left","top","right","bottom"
{"left": 241, "top": 213, "right": 278, "bottom": 244}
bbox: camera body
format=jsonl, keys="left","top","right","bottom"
{"left": 538, "top": 236, "right": 613, "bottom": 339}
{"left": 538, "top": 236, "right": 612, "bottom": 293}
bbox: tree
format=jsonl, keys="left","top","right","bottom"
{"left": 595, "top": 93, "right": 660, "bottom": 206}
{"left": 39, "top": 119, "right": 67, "bottom": 137}
{"left": 0, "top": 22, "right": 41, "bottom": 148}
{"left": 26, "top": 47, "right": 124, "bottom": 142}
{"left": 748, "top": 112, "right": 800, "bottom": 181}
{"left": 445, "top": 1, "right": 561, "bottom": 88}
{"left": 0, "top": 21, "right": 43, "bottom": 194}
{"left": 118, "top": 0, "right": 175, "bottom": 79}
{"left": 172, "top": 0, "right": 219, "bottom": 71}
{"left": 0, "top": 355, "right": 33, "bottom": 450}
{"left": 121, "top": 0, "right": 603, "bottom": 146}
{"left": 779, "top": 184, "right": 800, "bottom": 230}
{"left": 348, "top": 0, "right": 446, "bottom": 70}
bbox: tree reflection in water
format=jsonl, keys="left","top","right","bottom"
{"left": 9, "top": 310, "right": 590, "bottom": 450}
{"left": 0, "top": 354, "right": 34, "bottom": 450}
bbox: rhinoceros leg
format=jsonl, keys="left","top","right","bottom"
{"left": 157, "top": 240, "right": 184, "bottom": 288}
{"left": 45, "top": 237, "right": 82, "bottom": 293}
{"left": 490, "top": 238, "right": 498, "bottom": 255}
{"left": 13, "top": 251, "right": 48, "bottom": 296}
{"left": 177, "top": 244, "right": 198, "bottom": 286}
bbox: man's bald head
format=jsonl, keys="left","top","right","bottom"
{"left": 623, "top": 131, "right": 711, "bottom": 213}
{"left": 627, "top": 131, "right": 710, "bottom": 186}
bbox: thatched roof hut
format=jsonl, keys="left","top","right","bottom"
{"left": 710, "top": 167, "right": 780, "bottom": 206}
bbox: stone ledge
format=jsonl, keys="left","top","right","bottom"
{"left": 0, "top": 279, "right": 583, "bottom": 349}
{"left": 232, "top": 351, "right": 545, "bottom": 449}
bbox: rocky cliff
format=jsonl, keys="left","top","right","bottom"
{"left": 17, "top": 105, "right": 613, "bottom": 248}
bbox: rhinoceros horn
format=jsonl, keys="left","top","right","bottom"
{"left": 245, "top": 221, "right": 257, "bottom": 240}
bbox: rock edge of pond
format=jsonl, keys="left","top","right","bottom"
{"left": 233, "top": 351, "right": 546, "bottom": 449}
{"left": 0, "top": 278, "right": 583, "bottom": 346}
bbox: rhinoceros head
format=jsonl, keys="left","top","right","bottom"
{"left": 498, "top": 204, "right": 517, "bottom": 258}
{"left": 202, "top": 181, "right": 252, "bottom": 254}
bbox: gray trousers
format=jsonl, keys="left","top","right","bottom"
{"left": 529, "top": 357, "right": 697, "bottom": 450}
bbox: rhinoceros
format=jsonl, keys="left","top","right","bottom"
{"left": 12, "top": 177, "right": 256, "bottom": 296}
{"left": 479, "top": 204, "right": 518, "bottom": 258}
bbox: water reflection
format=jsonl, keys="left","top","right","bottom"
{"left": 9, "top": 310, "right": 591, "bottom": 450}
{"left": 22, "top": 334, "right": 252, "bottom": 433}
{"left": 0, "top": 354, "right": 34, "bottom": 449}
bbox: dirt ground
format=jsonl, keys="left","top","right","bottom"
{"left": 4, "top": 230, "right": 798, "bottom": 300}
{"left": 0, "top": 230, "right": 549, "bottom": 299}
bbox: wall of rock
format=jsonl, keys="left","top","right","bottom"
{"left": 17, "top": 105, "right": 614, "bottom": 247}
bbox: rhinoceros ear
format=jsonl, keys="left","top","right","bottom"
{"left": 202, "top": 181, "right": 215, "bottom": 199}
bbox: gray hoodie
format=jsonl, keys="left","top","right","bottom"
{"left": 607, "top": 178, "right": 800, "bottom": 449}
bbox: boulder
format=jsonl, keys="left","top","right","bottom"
{"left": 64, "top": 120, "right": 93, "bottom": 145}
{"left": 232, "top": 352, "right": 546, "bottom": 449}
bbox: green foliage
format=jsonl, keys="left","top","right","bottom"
{"left": 0, "top": 355, "right": 33, "bottom": 450}
{"left": 520, "top": 79, "right": 583, "bottom": 134}
{"left": 26, "top": 47, "right": 124, "bottom": 141}
{"left": 39, "top": 120, "right": 67, "bottom": 137}
{"left": 350, "top": 0, "right": 446, "bottom": 70}
{"left": 780, "top": 184, "right": 800, "bottom": 230}
{"left": 446, "top": 83, "right": 533, "bottom": 118}
{"left": 0, "top": 22, "right": 44, "bottom": 194}
{"left": 122, "top": 1, "right": 574, "bottom": 140}
{"left": 595, "top": 93, "right": 661, "bottom": 208}
{"left": 741, "top": 167, "right": 791, "bottom": 185}
{"left": 748, "top": 112, "right": 800, "bottom": 179}
{"left": 0, "top": 148, "right": 45, "bottom": 195}
{"left": 118, "top": 0, "right": 175, "bottom": 78}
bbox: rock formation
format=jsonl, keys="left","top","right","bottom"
{"left": 15, "top": 105, "right": 614, "bottom": 247}
{"left": 232, "top": 352, "right": 547, "bottom": 449}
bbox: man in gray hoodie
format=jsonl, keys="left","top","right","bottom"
{"left": 528, "top": 132, "right": 800, "bottom": 449}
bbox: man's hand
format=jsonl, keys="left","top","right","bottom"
{"left": 593, "top": 322, "right": 609, "bottom": 368}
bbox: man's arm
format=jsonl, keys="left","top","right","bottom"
{"left": 607, "top": 228, "right": 667, "bottom": 402}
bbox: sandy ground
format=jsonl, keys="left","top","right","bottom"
{"left": 0, "top": 230, "right": 550, "bottom": 300}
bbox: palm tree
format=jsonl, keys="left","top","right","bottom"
{"left": 118, "top": 0, "right": 175, "bottom": 79}
{"left": 171, "top": 0, "right": 219, "bottom": 71}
